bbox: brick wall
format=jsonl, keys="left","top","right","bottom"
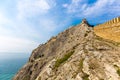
{"left": 94, "top": 17, "right": 120, "bottom": 42}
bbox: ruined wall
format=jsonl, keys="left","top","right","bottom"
{"left": 94, "top": 17, "right": 120, "bottom": 42}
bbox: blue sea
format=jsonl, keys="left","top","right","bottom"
{"left": 0, "top": 53, "right": 30, "bottom": 80}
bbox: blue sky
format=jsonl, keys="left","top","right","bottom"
{"left": 0, "top": 0, "right": 120, "bottom": 53}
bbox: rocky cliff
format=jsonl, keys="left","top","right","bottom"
{"left": 13, "top": 19, "right": 120, "bottom": 80}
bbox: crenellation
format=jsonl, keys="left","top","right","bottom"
{"left": 116, "top": 17, "right": 119, "bottom": 22}
{"left": 111, "top": 20, "right": 114, "bottom": 24}
{"left": 112, "top": 19, "right": 114, "bottom": 23}
{"left": 106, "top": 21, "right": 108, "bottom": 24}
{"left": 95, "top": 17, "right": 120, "bottom": 29}
{"left": 94, "top": 16, "right": 120, "bottom": 42}
{"left": 113, "top": 18, "right": 116, "bottom": 23}
{"left": 108, "top": 21, "right": 110, "bottom": 24}
{"left": 118, "top": 17, "right": 120, "bottom": 22}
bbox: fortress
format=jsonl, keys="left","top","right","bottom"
{"left": 94, "top": 17, "right": 120, "bottom": 42}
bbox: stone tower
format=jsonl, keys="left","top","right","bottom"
{"left": 82, "top": 18, "right": 88, "bottom": 24}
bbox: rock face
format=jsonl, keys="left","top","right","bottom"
{"left": 13, "top": 19, "right": 120, "bottom": 80}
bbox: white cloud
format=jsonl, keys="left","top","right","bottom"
{"left": 39, "top": 19, "right": 57, "bottom": 32}
{"left": 64, "top": 0, "right": 120, "bottom": 18}
{"left": 0, "top": 0, "right": 58, "bottom": 53}
{"left": 0, "top": 36, "right": 38, "bottom": 53}
{"left": 83, "top": 0, "right": 108, "bottom": 17}
{"left": 0, "top": 12, "right": 42, "bottom": 40}
{"left": 0, "top": 13, "right": 12, "bottom": 25}
{"left": 0, "top": 12, "right": 16, "bottom": 36}
{"left": 0, "top": 11, "right": 42, "bottom": 53}
{"left": 63, "top": 4, "right": 69, "bottom": 8}
{"left": 17, "top": 0, "right": 56, "bottom": 19}
{"left": 63, "top": 0, "right": 86, "bottom": 13}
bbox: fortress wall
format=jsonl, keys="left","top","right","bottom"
{"left": 94, "top": 17, "right": 120, "bottom": 42}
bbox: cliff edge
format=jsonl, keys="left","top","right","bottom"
{"left": 13, "top": 19, "right": 120, "bottom": 80}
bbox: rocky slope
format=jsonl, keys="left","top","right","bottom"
{"left": 13, "top": 19, "right": 120, "bottom": 80}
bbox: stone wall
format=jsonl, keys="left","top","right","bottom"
{"left": 94, "top": 17, "right": 120, "bottom": 42}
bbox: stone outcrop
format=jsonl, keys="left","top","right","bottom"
{"left": 94, "top": 17, "right": 120, "bottom": 42}
{"left": 13, "top": 19, "right": 120, "bottom": 80}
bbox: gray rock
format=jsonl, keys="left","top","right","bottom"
{"left": 13, "top": 19, "right": 120, "bottom": 80}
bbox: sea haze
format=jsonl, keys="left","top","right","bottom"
{"left": 0, "top": 52, "right": 30, "bottom": 80}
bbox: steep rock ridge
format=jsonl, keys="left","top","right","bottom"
{"left": 94, "top": 17, "right": 120, "bottom": 42}
{"left": 13, "top": 19, "right": 120, "bottom": 80}
{"left": 13, "top": 19, "right": 92, "bottom": 80}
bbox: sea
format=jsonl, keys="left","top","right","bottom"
{"left": 0, "top": 53, "right": 30, "bottom": 80}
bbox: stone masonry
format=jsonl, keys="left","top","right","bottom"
{"left": 94, "top": 17, "right": 120, "bottom": 42}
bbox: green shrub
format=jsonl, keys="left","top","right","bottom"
{"left": 23, "top": 75, "right": 30, "bottom": 80}
{"left": 38, "top": 76, "right": 41, "bottom": 80}
{"left": 82, "top": 73, "right": 89, "bottom": 80}
{"left": 117, "top": 68, "right": 120, "bottom": 76}
{"left": 84, "top": 33, "right": 88, "bottom": 37}
{"left": 54, "top": 50, "right": 74, "bottom": 68}
{"left": 79, "top": 59, "right": 84, "bottom": 71}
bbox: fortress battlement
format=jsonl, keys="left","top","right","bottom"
{"left": 94, "top": 17, "right": 120, "bottom": 30}
{"left": 94, "top": 17, "right": 120, "bottom": 42}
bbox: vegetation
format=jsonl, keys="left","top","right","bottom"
{"left": 38, "top": 76, "right": 41, "bottom": 80}
{"left": 117, "top": 68, "right": 120, "bottom": 76}
{"left": 73, "top": 43, "right": 80, "bottom": 49}
{"left": 84, "top": 31, "right": 91, "bottom": 37}
{"left": 23, "top": 75, "right": 30, "bottom": 80}
{"left": 72, "top": 58, "right": 84, "bottom": 78}
{"left": 35, "top": 53, "right": 44, "bottom": 60}
{"left": 113, "top": 65, "right": 120, "bottom": 76}
{"left": 54, "top": 50, "right": 74, "bottom": 68}
{"left": 84, "top": 33, "right": 88, "bottom": 37}
{"left": 82, "top": 73, "right": 89, "bottom": 80}
{"left": 79, "top": 59, "right": 84, "bottom": 71}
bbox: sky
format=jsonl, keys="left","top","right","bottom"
{"left": 0, "top": 0, "right": 120, "bottom": 54}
